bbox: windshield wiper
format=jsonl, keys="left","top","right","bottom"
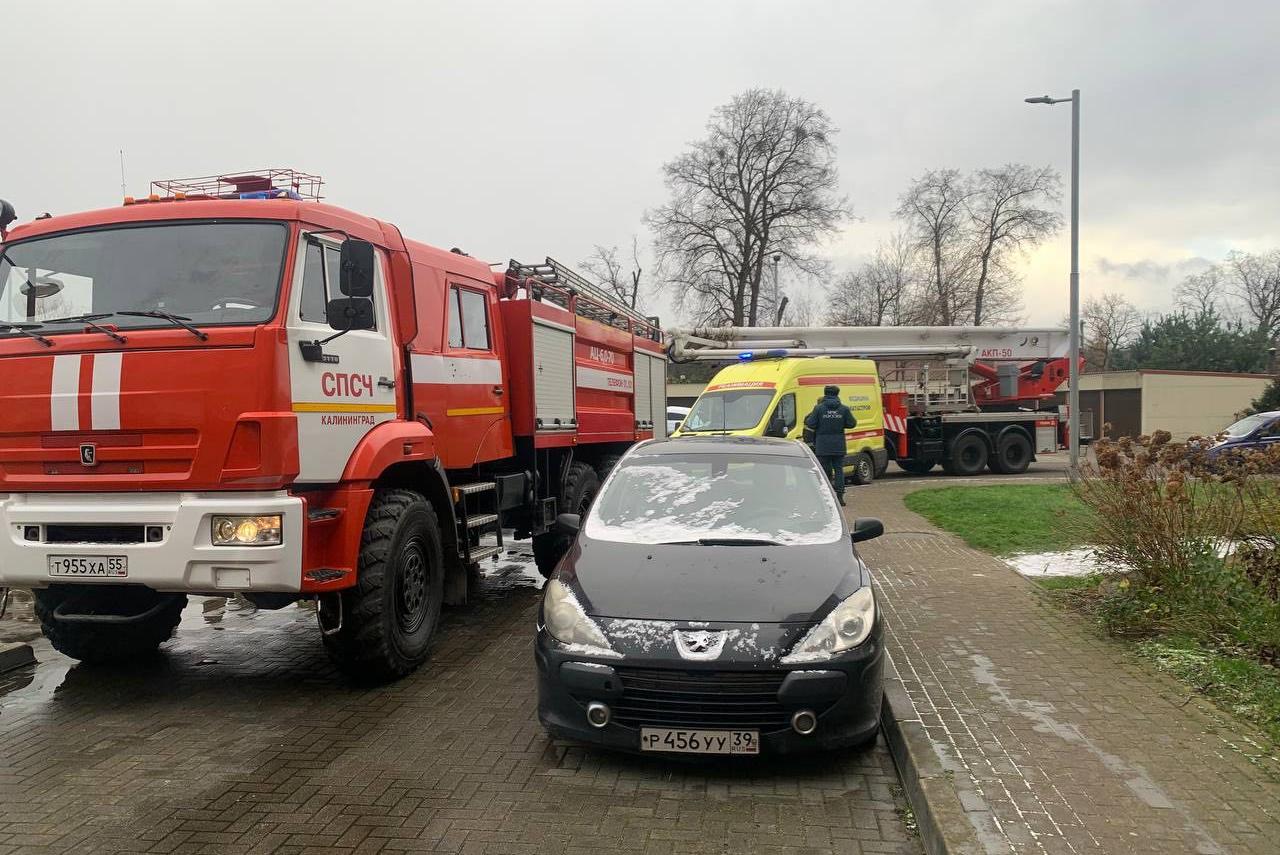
{"left": 3, "top": 323, "right": 53, "bottom": 347}
{"left": 43, "top": 314, "right": 128, "bottom": 344}
{"left": 696, "top": 538, "right": 781, "bottom": 546}
{"left": 657, "top": 537, "right": 782, "bottom": 546}
{"left": 117, "top": 310, "right": 208, "bottom": 341}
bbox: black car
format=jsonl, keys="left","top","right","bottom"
{"left": 535, "top": 436, "right": 885, "bottom": 756}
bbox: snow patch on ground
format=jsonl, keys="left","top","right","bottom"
{"left": 1006, "top": 548, "right": 1102, "bottom": 578}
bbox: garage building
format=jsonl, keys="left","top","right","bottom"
{"left": 1059, "top": 370, "right": 1274, "bottom": 441}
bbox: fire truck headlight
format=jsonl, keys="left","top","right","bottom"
{"left": 212, "top": 515, "right": 283, "bottom": 546}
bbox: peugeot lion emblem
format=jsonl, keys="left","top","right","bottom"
{"left": 674, "top": 629, "right": 727, "bottom": 661}
{"left": 79, "top": 443, "right": 98, "bottom": 468}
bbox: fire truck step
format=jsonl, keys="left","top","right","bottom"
{"left": 452, "top": 482, "right": 496, "bottom": 498}
{"left": 464, "top": 513, "right": 500, "bottom": 530}
{"left": 467, "top": 546, "right": 502, "bottom": 563}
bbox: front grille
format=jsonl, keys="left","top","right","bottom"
{"left": 45, "top": 524, "right": 145, "bottom": 545}
{"left": 607, "top": 667, "right": 801, "bottom": 732}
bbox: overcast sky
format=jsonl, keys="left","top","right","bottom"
{"left": 6, "top": 1, "right": 1278, "bottom": 326}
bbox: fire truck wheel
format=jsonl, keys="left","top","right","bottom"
{"left": 949, "top": 433, "right": 990, "bottom": 476}
{"left": 595, "top": 454, "right": 624, "bottom": 482}
{"left": 533, "top": 461, "right": 600, "bottom": 578}
{"left": 896, "top": 458, "right": 935, "bottom": 475}
{"left": 991, "top": 430, "right": 1033, "bottom": 475}
{"left": 850, "top": 452, "right": 876, "bottom": 485}
{"left": 323, "top": 489, "right": 444, "bottom": 680}
{"left": 33, "top": 587, "right": 186, "bottom": 664}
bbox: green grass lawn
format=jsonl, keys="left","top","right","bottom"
{"left": 903, "top": 484, "right": 1093, "bottom": 556}
{"left": 906, "top": 482, "right": 1280, "bottom": 753}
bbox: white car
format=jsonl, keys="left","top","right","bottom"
{"left": 666, "top": 405, "right": 691, "bottom": 436}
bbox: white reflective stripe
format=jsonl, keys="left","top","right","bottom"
{"left": 577, "top": 365, "right": 635, "bottom": 393}
{"left": 50, "top": 354, "right": 81, "bottom": 431}
{"left": 91, "top": 352, "right": 123, "bottom": 430}
{"left": 410, "top": 353, "right": 503, "bottom": 385}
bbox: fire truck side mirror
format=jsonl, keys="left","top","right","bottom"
{"left": 325, "top": 297, "right": 375, "bottom": 332}
{"left": 339, "top": 239, "right": 375, "bottom": 299}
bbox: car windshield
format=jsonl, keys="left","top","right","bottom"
{"left": 1223, "top": 413, "right": 1271, "bottom": 437}
{"left": 0, "top": 222, "right": 288, "bottom": 333}
{"left": 586, "top": 450, "right": 842, "bottom": 545}
{"left": 682, "top": 389, "right": 775, "bottom": 432}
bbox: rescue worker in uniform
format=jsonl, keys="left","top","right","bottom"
{"left": 804, "top": 385, "right": 856, "bottom": 505}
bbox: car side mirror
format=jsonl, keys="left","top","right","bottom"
{"left": 851, "top": 517, "right": 884, "bottom": 544}
{"left": 325, "top": 297, "right": 375, "bottom": 332}
{"left": 555, "top": 513, "right": 581, "bottom": 534}
{"left": 339, "top": 239, "right": 375, "bottom": 298}
{"left": 765, "top": 418, "right": 787, "bottom": 438}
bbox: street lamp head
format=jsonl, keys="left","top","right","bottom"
{"left": 1025, "top": 95, "right": 1054, "bottom": 104}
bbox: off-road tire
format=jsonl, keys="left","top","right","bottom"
{"left": 33, "top": 587, "right": 186, "bottom": 664}
{"left": 990, "top": 430, "right": 1033, "bottom": 475}
{"left": 533, "top": 461, "right": 600, "bottom": 578}
{"left": 948, "top": 433, "right": 989, "bottom": 476}
{"left": 850, "top": 452, "right": 876, "bottom": 486}
{"left": 595, "top": 454, "right": 624, "bottom": 483}
{"left": 323, "top": 489, "right": 444, "bottom": 681}
{"left": 896, "top": 457, "right": 935, "bottom": 476}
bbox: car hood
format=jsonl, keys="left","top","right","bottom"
{"left": 561, "top": 534, "right": 865, "bottom": 624}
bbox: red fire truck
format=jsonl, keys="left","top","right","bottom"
{"left": 0, "top": 171, "right": 666, "bottom": 678}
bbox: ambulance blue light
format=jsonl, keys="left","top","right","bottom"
{"left": 738, "top": 351, "right": 753, "bottom": 361}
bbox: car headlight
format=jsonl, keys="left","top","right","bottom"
{"left": 542, "top": 579, "right": 614, "bottom": 651}
{"left": 781, "top": 586, "right": 875, "bottom": 664}
{"left": 211, "top": 515, "right": 282, "bottom": 546}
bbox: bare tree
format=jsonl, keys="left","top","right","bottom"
{"left": 1175, "top": 266, "right": 1226, "bottom": 317}
{"left": 1082, "top": 292, "right": 1141, "bottom": 371}
{"left": 581, "top": 236, "right": 645, "bottom": 309}
{"left": 1224, "top": 249, "right": 1280, "bottom": 340}
{"left": 648, "top": 89, "right": 848, "bottom": 326}
{"left": 966, "top": 164, "right": 1062, "bottom": 324}
{"left": 894, "top": 169, "right": 979, "bottom": 325}
{"left": 827, "top": 232, "right": 920, "bottom": 326}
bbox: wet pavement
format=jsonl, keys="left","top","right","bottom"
{"left": 0, "top": 542, "right": 917, "bottom": 855}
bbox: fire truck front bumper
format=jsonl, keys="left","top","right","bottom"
{"left": 0, "top": 492, "right": 304, "bottom": 593}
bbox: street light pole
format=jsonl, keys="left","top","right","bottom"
{"left": 1026, "top": 89, "right": 1081, "bottom": 472}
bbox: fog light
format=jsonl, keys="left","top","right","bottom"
{"left": 23, "top": 525, "right": 40, "bottom": 542}
{"left": 146, "top": 525, "right": 164, "bottom": 543}
{"left": 791, "top": 709, "right": 818, "bottom": 735}
{"left": 586, "top": 702, "right": 611, "bottom": 728}
{"left": 211, "top": 515, "right": 282, "bottom": 546}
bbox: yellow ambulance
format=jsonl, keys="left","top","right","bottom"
{"left": 674, "top": 357, "right": 888, "bottom": 483}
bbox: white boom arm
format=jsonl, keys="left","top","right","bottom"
{"left": 669, "top": 326, "right": 1069, "bottom": 362}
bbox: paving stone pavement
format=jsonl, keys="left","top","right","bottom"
{"left": 0, "top": 549, "right": 919, "bottom": 855}
{"left": 857, "top": 469, "right": 1280, "bottom": 854}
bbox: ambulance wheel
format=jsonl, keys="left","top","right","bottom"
{"left": 533, "top": 461, "right": 599, "bottom": 578}
{"left": 896, "top": 458, "right": 935, "bottom": 475}
{"left": 323, "top": 489, "right": 444, "bottom": 681}
{"left": 948, "top": 433, "right": 989, "bottom": 476}
{"left": 850, "top": 452, "right": 876, "bottom": 486}
{"left": 33, "top": 587, "right": 186, "bottom": 664}
{"left": 990, "top": 430, "right": 1033, "bottom": 475}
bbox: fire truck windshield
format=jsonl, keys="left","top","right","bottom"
{"left": 0, "top": 222, "right": 288, "bottom": 334}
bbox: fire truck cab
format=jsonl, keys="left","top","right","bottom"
{"left": 0, "top": 171, "right": 665, "bottom": 679}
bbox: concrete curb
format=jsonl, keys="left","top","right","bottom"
{"left": 0, "top": 642, "right": 36, "bottom": 674}
{"left": 881, "top": 660, "right": 984, "bottom": 855}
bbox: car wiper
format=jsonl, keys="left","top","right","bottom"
{"left": 3, "top": 323, "right": 53, "bottom": 347}
{"left": 117, "top": 309, "right": 208, "bottom": 341}
{"left": 656, "top": 537, "right": 782, "bottom": 546}
{"left": 696, "top": 538, "right": 781, "bottom": 546}
{"left": 43, "top": 314, "right": 128, "bottom": 344}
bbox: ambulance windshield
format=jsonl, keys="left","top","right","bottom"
{"left": 0, "top": 222, "right": 288, "bottom": 334}
{"left": 682, "top": 389, "right": 775, "bottom": 432}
